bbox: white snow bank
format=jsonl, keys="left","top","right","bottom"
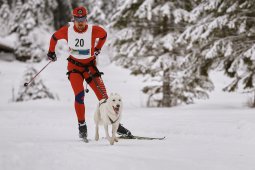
{"left": 0, "top": 33, "right": 18, "bottom": 49}
{"left": 0, "top": 54, "right": 255, "bottom": 170}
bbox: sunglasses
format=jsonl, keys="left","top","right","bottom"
{"left": 74, "top": 16, "right": 87, "bottom": 22}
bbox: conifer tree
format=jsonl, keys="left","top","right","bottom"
{"left": 53, "top": 0, "right": 72, "bottom": 29}
{"left": 111, "top": 0, "right": 212, "bottom": 107}
{"left": 16, "top": 67, "right": 55, "bottom": 102}
{"left": 87, "top": 0, "right": 123, "bottom": 25}
{"left": 178, "top": 0, "right": 255, "bottom": 93}
{"left": 0, "top": 0, "right": 11, "bottom": 36}
{"left": 2, "top": 0, "right": 58, "bottom": 62}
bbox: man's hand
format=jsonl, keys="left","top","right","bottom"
{"left": 47, "top": 51, "right": 57, "bottom": 62}
{"left": 94, "top": 48, "right": 101, "bottom": 57}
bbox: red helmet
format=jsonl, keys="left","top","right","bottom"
{"left": 73, "top": 7, "right": 87, "bottom": 18}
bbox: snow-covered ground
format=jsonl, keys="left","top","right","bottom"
{"left": 1, "top": 54, "right": 255, "bottom": 170}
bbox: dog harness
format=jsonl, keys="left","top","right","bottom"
{"left": 108, "top": 115, "right": 120, "bottom": 124}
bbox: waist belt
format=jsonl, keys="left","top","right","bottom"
{"left": 66, "top": 57, "right": 104, "bottom": 84}
{"left": 67, "top": 57, "right": 94, "bottom": 67}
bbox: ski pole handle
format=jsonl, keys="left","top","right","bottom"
{"left": 24, "top": 61, "right": 52, "bottom": 87}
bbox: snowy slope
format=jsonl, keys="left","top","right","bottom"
{"left": 0, "top": 54, "right": 255, "bottom": 170}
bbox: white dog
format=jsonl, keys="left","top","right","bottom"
{"left": 94, "top": 93, "right": 123, "bottom": 145}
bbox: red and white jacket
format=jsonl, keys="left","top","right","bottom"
{"left": 48, "top": 22, "right": 107, "bottom": 64}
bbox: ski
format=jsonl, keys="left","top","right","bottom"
{"left": 118, "top": 135, "right": 166, "bottom": 140}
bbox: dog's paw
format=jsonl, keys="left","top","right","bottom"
{"left": 114, "top": 137, "right": 118, "bottom": 142}
{"left": 110, "top": 137, "right": 115, "bottom": 145}
{"left": 95, "top": 134, "right": 99, "bottom": 141}
{"left": 95, "top": 136, "right": 99, "bottom": 141}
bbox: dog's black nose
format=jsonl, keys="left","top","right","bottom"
{"left": 116, "top": 104, "right": 120, "bottom": 108}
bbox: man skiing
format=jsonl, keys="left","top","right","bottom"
{"left": 47, "top": 6, "right": 132, "bottom": 141}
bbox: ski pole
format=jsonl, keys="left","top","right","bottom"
{"left": 24, "top": 61, "right": 52, "bottom": 87}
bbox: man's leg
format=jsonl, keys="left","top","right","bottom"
{"left": 88, "top": 76, "right": 108, "bottom": 100}
{"left": 69, "top": 73, "right": 87, "bottom": 138}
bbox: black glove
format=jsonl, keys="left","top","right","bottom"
{"left": 94, "top": 48, "right": 101, "bottom": 57}
{"left": 47, "top": 51, "right": 57, "bottom": 62}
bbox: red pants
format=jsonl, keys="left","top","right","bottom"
{"left": 67, "top": 59, "right": 108, "bottom": 123}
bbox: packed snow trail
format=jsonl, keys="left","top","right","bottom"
{"left": 0, "top": 59, "right": 255, "bottom": 170}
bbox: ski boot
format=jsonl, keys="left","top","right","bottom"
{"left": 117, "top": 124, "right": 133, "bottom": 138}
{"left": 78, "top": 122, "right": 88, "bottom": 143}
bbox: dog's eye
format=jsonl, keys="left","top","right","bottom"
{"left": 112, "top": 99, "right": 115, "bottom": 102}
{"left": 119, "top": 99, "right": 121, "bottom": 101}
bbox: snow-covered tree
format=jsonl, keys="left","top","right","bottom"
{"left": 3, "top": 0, "right": 57, "bottom": 62}
{"left": 178, "top": 0, "right": 255, "bottom": 93}
{"left": 16, "top": 67, "right": 55, "bottom": 102}
{"left": 0, "top": 0, "right": 11, "bottom": 36}
{"left": 110, "top": 0, "right": 212, "bottom": 107}
{"left": 70, "top": 0, "right": 87, "bottom": 8}
{"left": 53, "top": 0, "right": 72, "bottom": 29}
{"left": 87, "top": 0, "right": 123, "bottom": 25}
{"left": 1, "top": 0, "right": 118, "bottom": 62}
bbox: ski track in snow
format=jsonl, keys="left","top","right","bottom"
{"left": 1, "top": 58, "right": 255, "bottom": 170}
